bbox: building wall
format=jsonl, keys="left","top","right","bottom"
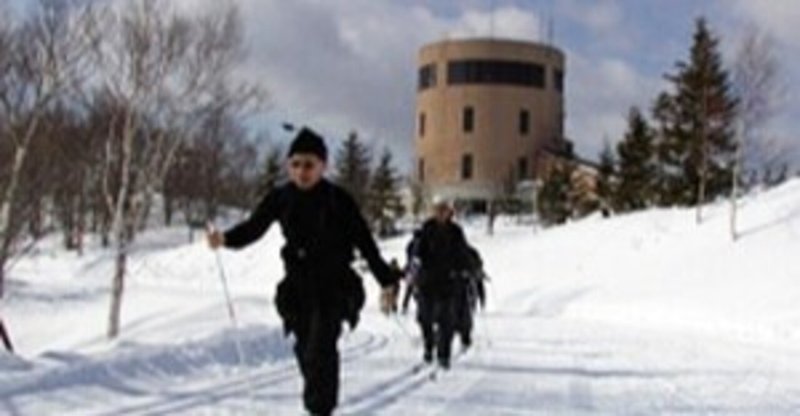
{"left": 415, "top": 38, "right": 566, "bottom": 203}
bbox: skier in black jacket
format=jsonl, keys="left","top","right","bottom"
{"left": 207, "top": 127, "right": 399, "bottom": 416}
{"left": 414, "top": 200, "right": 472, "bottom": 369}
{"left": 453, "top": 245, "right": 487, "bottom": 350}
{"left": 401, "top": 229, "right": 422, "bottom": 314}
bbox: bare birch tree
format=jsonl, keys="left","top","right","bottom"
{"left": 0, "top": 0, "right": 94, "bottom": 297}
{"left": 730, "top": 26, "right": 784, "bottom": 240}
{"left": 85, "top": 0, "right": 261, "bottom": 338}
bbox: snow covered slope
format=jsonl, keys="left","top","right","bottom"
{"left": 3, "top": 180, "right": 800, "bottom": 414}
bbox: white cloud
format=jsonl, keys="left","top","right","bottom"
{"left": 228, "top": 0, "right": 663, "bottom": 165}
{"left": 729, "top": 0, "right": 800, "bottom": 51}
{"left": 556, "top": 0, "right": 635, "bottom": 52}
{"left": 160, "top": 0, "right": 674, "bottom": 165}
{"left": 177, "top": 0, "right": 800, "bottom": 168}
{"left": 559, "top": 0, "right": 622, "bottom": 33}
{"left": 447, "top": 7, "right": 543, "bottom": 40}
{"left": 226, "top": 0, "right": 545, "bottom": 167}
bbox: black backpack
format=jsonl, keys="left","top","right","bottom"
{"left": 417, "top": 221, "right": 468, "bottom": 290}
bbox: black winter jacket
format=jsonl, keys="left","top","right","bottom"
{"left": 223, "top": 180, "right": 397, "bottom": 332}
{"left": 224, "top": 179, "right": 397, "bottom": 286}
{"left": 415, "top": 218, "right": 472, "bottom": 298}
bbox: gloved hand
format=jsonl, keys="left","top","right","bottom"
{"left": 393, "top": 267, "right": 406, "bottom": 282}
{"left": 206, "top": 223, "right": 225, "bottom": 250}
{"left": 380, "top": 283, "right": 399, "bottom": 315}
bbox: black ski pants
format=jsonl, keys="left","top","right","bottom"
{"left": 292, "top": 298, "right": 342, "bottom": 416}
{"left": 417, "top": 293, "right": 457, "bottom": 362}
{"left": 454, "top": 283, "right": 474, "bottom": 345}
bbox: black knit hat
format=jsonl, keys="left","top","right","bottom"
{"left": 288, "top": 127, "right": 328, "bottom": 161}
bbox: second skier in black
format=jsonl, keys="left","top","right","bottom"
{"left": 413, "top": 200, "right": 474, "bottom": 369}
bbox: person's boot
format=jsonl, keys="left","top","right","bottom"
{"left": 460, "top": 332, "right": 472, "bottom": 352}
{"left": 438, "top": 355, "right": 450, "bottom": 370}
{"left": 423, "top": 348, "right": 433, "bottom": 364}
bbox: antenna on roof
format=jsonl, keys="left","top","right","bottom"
{"left": 489, "top": 0, "right": 496, "bottom": 38}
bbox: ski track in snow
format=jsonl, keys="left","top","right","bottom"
{"left": 3, "top": 298, "right": 800, "bottom": 414}
{"left": 0, "top": 325, "right": 389, "bottom": 415}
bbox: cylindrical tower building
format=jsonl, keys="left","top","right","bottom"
{"left": 414, "top": 38, "right": 566, "bottom": 209}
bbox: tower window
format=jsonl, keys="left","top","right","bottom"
{"left": 418, "top": 64, "right": 437, "bottom": 91}
{"left": 519, "top": 109, "right": 530, "bottom": 135}
{"left": 448, "top": 60, "right": 545, "bottom": 88}
{"left": 419, "top": 112, "right": 426, "bottom": 137}
{"left": 461, "top": 154, "right": 473, "bottom": 180}
{"left": 554, "top": 68, "right": 564, "bottom": 93}
{"left": 518, "top": 157, "right": 529, "bottom": 180}
{"left": 463, "top": 106, "right": 474, "bottom": 133}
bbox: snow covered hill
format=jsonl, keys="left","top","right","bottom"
{"left": 3, "top": 180, "right": 800, "bottom": 414}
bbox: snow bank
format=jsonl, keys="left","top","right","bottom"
{"left": 0, "top": 351, "right": 30, "bottom": 372}
{"left": 474, "top": 178, "right": 800, "bottom": 345}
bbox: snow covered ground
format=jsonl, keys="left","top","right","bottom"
{"left": 3, "top": 180, "right": 800, "bottom": 415}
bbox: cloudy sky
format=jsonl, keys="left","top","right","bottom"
{"left": 224, "top": 0, "right": 800, "bottom": 170}
{"left": 12, "top": 0, "right": 800, "bottom": 170}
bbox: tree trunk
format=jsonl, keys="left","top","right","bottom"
{"left": 731, "top": 120, "right": 744, "bottom": 241}
{"left": 164, "top": 193, "right": 173, "bottom": 226}
{"left": 0, "top": 260, "right": 13, "bottom": 352}
{"left": 28, "top": 198, "right": 44, "bottom": 239}
{"left": 0, "top": 318, "right": 13, "bottom": 353}
{"left": 101, "top": 222, "right": 110, "bottom": 248}
{"left": 487, "top": 201, "right": 496, "bottom": 236}
{"left": 62, "top": 195, "right": 77, "bottom": 250}
{"left": 107, "top": 193, "right": 133, "bottom": 339}
{"left": 697, "top": 153, "right": 707, "bottom": 224}
{"left": 696, "top": 84, "right": 709, "bottom": 225}
{"left": 0, "top": 262, "right": 5, "bottom": 301}
{"left": 106, "top": 116, "right": 135, "bottom": 339}
{"left": 100, "top": 205, "right": 111, "bottom": 248}
{"left": 138, "top": 190, "right": 152, "bottom": 232}
{"left": 0, "top": 253, "right": 12, "bottom": 352}
{"left": 77, "top": 192, "right": 86, "bottom": 256}
{"left": 0, "top": 146, "right": 29, "bottom": 295}
{"left": 107, "top": 242, "right": 127, "bottom": 339}
{"left": 730, "top": 162, "right": 740, "bottom": 241}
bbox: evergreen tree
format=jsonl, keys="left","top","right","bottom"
{"left": 616, "top": 107, "right": 657, "bottom": 211}
{"left": 537, "top": 161, "right": 574, "bottom": 226}
{"left": 597, "top": 139, "right": 617, "bottom": 213}
{"left": 766, "top": 163, "right": 789, "bottom": 188}
{"left": 651, "top": 92, "right": 677, "bottom": 205}
{"left": 334, "top": 130, "right": 373, "bottom": 212}
{"left": 653, "top": 18, "right": 738, "bottom": 208}
{"left": 259, "top": 146, "right": 286, "bottom": 197}
{"left": 368, "top": 149, "right": 405, "bottom": 237}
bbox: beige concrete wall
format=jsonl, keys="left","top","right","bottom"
{"left": 415, "top": 38, "right": 565, "bottom": 201}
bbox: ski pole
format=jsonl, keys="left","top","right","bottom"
{"left": 214, "top": 249, "right": 238, "bottom": 325}
{"left": 478, "top": 277, "right": 495, "bottom": 349}
{"left": 208, "top": 222, "right": 239, "bottom": 326}
{"left": 208, "top": 223, "right": 257, "bottom": 405}
{"left": 477, "top": 308, "right": 493, "bottom": 349}
{"left": 391, "top": 314, "right": 417, "bottom": 345}
{"left": 0, "top": 318, "right": 13, "bottom": 353}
